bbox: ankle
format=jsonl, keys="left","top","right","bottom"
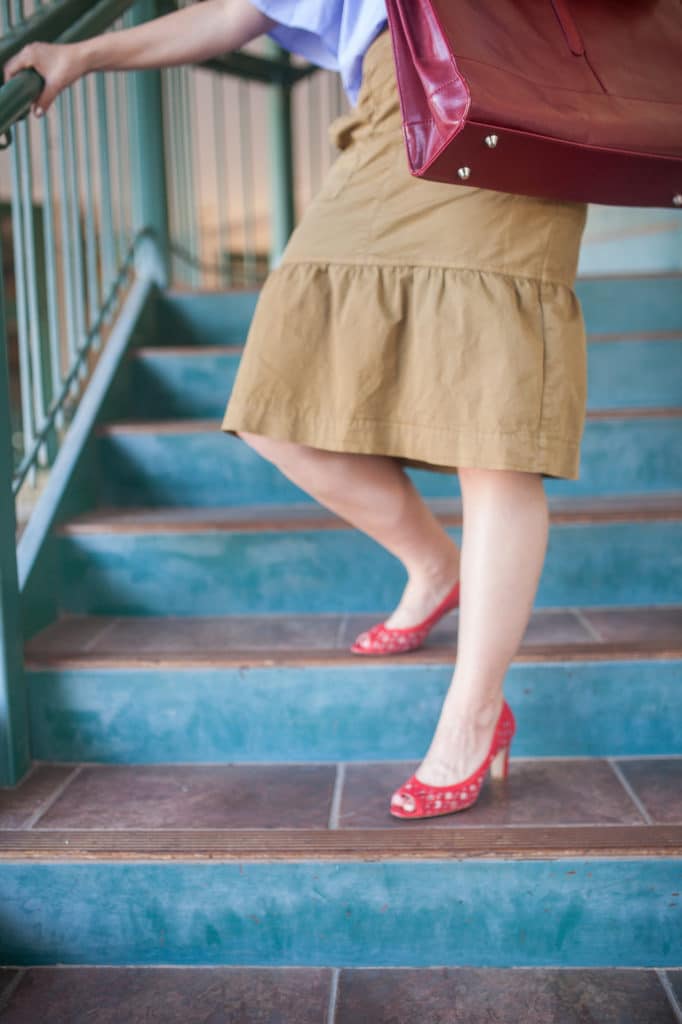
{"left": 405, "top": 546, "right": 460, "bottom": 590}
{"left": 439, "top": 691, "right": 505, "bottom": 734}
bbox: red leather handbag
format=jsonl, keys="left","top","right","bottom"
{"left": 384, "top": 0, "right": 682, "bottom": 208}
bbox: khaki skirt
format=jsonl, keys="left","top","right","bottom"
{"left": 221, "top": 27, "right": 589, "bottom": 480}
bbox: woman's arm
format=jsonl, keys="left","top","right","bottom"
{"left": 3, "top": 0, "right": 277, "bottom": 116}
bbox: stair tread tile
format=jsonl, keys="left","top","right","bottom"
{"left": 0, "top": 968, "right": 21, "bottom": 999}
{"left": 579, "top": 607, "right": 682, "bottom": 645}
{"left": 30, "top": 765, "right": 336, "bottom": 831}
{"left": 335, "top": 967, "right": 679, "bottom": 1024}
{"left": 616, "top": 760, "right": 682, "bottom": 825}
{"left": 668, "top": 971, "right": 682, "bottom": 1010}
{"left": 338, "top": 759, "right": 646, "bottom": 830}
{"left": 0, "top": 967, "right": 331, "bottom": 1024}
{"left": 0, "top": 765, "right": 77, "bottom": 829}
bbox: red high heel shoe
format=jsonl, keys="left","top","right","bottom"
{"left": 350, "top": 579, "right": 460, "bottom": 656}
{"left": 390, "top": 700, "right": 516, "bottom": 819}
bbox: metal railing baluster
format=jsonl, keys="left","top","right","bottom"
{"left": 212, "top": 74, "right": 232, "bottom": 288}
{"left": 17, "top": 102, "right": 48, "bottom": 466}
{"left": 79, "top": 75, "right": 102, "bottom": 351}
{"left": 95, "top": 73, "right": 117, "bottom": 325}
{"left": 55, "top": 91, "right": 79, "bottom": 390}
{"left": 238, "top": 78, "right": 256, "bottom": 286}
{"left": 64, "top": 87, "right": 88, "bottom": 381}
{"left": 37, "top": 99, "right": 65, "bottom": 430}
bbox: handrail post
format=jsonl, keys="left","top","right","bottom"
{"left": 128, "top": 0, "right": 170, "bottom": 286}
{"left": 0, "top": 240, "right": 30, "bottom": 787}
{"left": 266, "top": 41, "right": 295, "bottom": 269}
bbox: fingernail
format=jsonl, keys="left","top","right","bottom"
{"left": 35, "top": 107, "right": 43, "bottom": 117}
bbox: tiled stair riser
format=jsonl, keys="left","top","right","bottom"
{"left": 96, "top": 419, "right": 682, "bottom": 507}
{"left": 123, "top": 339, "right": 682, "bottom": 421}
{"left": 574, "top": 277, "right": 682, "bottom": 336}
{"left": 56, "top": 520, "right": 682, "bottom": 615}
{"left": 25, "top": 660, "right": 682, "bottom": 764}
{"left": 0, "top": 859, "right": 680, "bottom": 967}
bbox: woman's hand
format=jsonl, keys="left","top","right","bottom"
{"left": 3, "top": 40, "right": 87, "bottom": 117}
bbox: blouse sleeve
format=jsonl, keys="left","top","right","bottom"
{"left": 246, "top": 0, "right": 340, "bottom": 70}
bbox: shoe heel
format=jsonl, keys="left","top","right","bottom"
{"left": 490, "top": 743, "right": 510, "bottom": 781}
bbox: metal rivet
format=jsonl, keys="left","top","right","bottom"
{"left": 457, "top": 166, "right": 471, "bottom": 180}
{"left": 484, "top": 134, "right": 499, "bottom": 148}
{"left": 673, "top": 194, "right": 682, "bottom": 207}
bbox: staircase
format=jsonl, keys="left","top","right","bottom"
{"left": 1, "top": 273, "right": 681, "bottom": 1021}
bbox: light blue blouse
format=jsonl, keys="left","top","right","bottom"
{"left": 248, "top": 0, "right": 388, "bottom": 106}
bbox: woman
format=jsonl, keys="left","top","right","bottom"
{"left": 5, "top": 0, "right": 588, "bottom": 820}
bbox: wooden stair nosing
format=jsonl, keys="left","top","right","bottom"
{"left": 96, "top": 407, "right": 682, "bottom": 436}
{"left": 131, "top": 344, "right": 245, "bottom": 357}
{"left": 55, "top": 494, "right": 682, "bottom": 535}
{"left": 1, "top": 824, "right": 680, "bottom": 860}
{"left": 22, "top": 641, "right": 682, "bottom": 671}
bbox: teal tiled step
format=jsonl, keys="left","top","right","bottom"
{"left": 119, "top": 337, "right": 682, "bottom": 421}
{"left": 95, "top": 415, "right": 682, "bottom": 508}
{"left": 1, "top": 858, "right": 680, "bottom": 966}
{"left": 155, "top": 289, "right": 259, "bottom": 346}
{"left": 575, "top": 275, "right": 682, "bottom": 336}
{"left": 25, "top": 658, "right": 682, "bottom": 764}
{"left": 56, "top": 516, "right": 682, "bottom": 616}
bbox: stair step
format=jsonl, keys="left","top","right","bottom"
{"left": 117, "top": 335, "right": 682, "bottom": 421}
{"left": 22, "top": 604, "right": 682, "bottom": 763}
{"left": 1, "top": 965, "right": 680, "bottom": 1022}
{"left": 155, "top": 288, "right": 259, "bottom": 346}
{"left": 574, "top": 274, "right": 682, "bottom": 336}
{"left": 94, "top": 412, "right": 682, "bottom": 506}
{"left": 24, "top": 605, "right": 682, "bottom": 666}
{"left": 0, "top": 759, "right": 680, "bottom": 966}
{"left": 53, "top": 497, "right": 682, "bottom": 615}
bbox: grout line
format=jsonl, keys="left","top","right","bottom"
{"left": 0, "top": 969, "right": 26, "bottom": 1012}
{"left": 334, "top": 614, "right": 349, "bottom": 649}
{"left": 572, "top": 608, "right": 605, "bottom": 642}
{"left": 326, "top": 967, "right": 340, "bottom": 1024}
{"left": 23, "top": 766, "right": 84, "bottom": 830}
{"left": 607, "top": 759, "right": 653, "bottom": 824}
{"left": 656, "top": 969, "right": 682, "bottom": 1024}
{"left": 82, "top": 618, "right": 120, "bottom": 653}
{"left": 327, "top": 764, "right": 346, "bottom": 831}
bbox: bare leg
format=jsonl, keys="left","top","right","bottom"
{"left": 397, "top": 466, "right": 549, "bottom": 792}
{"left": 237, "top": 431, "right": 460, "bottom": 627}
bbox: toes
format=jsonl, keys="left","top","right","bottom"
{"left": 391, "top": 790, "right": 416, "bottom": 813}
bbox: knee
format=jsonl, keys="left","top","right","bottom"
{"left": 235, "top": 430, "right": 280, "bottom": 462}
{"left": 236, "top": 430, "right": 309, "bottom": 474}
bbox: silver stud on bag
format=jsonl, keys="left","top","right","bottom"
{"left": 673, "top": 194, "right": 682, "bottom": 206}
{"left": 457, "top": 166, "right": 471, "bottom": 180}
{"left": 484, "top": 134, "right": 499, "bottom": 148}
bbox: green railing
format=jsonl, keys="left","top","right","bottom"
{"left": 0, "top": 0, "right": 347, "bottom": 785}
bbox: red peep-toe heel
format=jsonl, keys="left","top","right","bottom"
{"left": 350, "top": 578, "right": 460, "bottom": 656}
{"left": 390, "top": 700, "right": 516, "bottom": 819}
